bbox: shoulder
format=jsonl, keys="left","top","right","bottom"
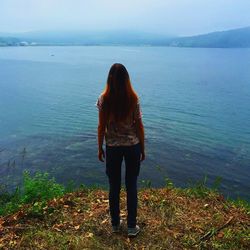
{"left": 96, "top": 94, "right": 104, "bottom": 111}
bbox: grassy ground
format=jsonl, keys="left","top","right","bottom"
{"left": 0, "top": 185, "right": 249, "bottom": 249}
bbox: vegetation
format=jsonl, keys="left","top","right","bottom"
{"left": 0, "top": 171, "right": 64, "bottom": 216}
{"left": 0, "top": 171, "right": 249, "bottom": 249}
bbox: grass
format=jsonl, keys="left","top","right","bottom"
{"left": 0, "top": 171, "right": 65, "bottom": 216}
{"left": 0, "top": 171, "right": 249, "bottom": 249}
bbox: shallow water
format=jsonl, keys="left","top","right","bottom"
{"left": 0, "top": 46, "right": 250, "bottom": 200}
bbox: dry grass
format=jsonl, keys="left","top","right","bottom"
{"left": 0, "top": 187, "right": 249, "bottom": 249}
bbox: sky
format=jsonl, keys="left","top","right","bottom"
{"left": 1, "top": 0, "right": 250, "bottom": 36}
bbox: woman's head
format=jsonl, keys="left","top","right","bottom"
{"left": 102, "top": 63, "right": 138, "bottom": 122}
{"left": 107, "top": 63, "right": 129, "bottom": 94}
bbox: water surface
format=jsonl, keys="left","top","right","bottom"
{"left": 0, "top": 46, "right": 249, "bottom": 200}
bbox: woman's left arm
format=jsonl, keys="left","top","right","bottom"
{"left": 98, "top": 109, "right": 106, "bottom": 162}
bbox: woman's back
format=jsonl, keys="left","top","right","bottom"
{"left": 96, "top": 94, "right": 142, "bottom": 146}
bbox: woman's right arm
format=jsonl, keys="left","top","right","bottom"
{"left": 135, "top": 118, "right": 145, "bottom": 161}
{"left": 98, "top": 109, "right": 106, "bottom": 162}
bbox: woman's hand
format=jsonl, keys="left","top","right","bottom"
{"left": 140, "top": 150, "right": 145, "bottom": 162}
{"left": 98, "top": 148, "right": 105, "bottom": 162}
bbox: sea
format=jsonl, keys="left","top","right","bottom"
{"left": 0, "top": 46, "right": 249, "bottom": 200}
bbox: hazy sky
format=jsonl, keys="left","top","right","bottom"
{"left": 1, "top": 0, "right": 250, "bottom": 36}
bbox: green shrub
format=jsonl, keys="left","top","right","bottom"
{"left": 0, "top": 171, "right": 65, "bottom": 216}
{"left": 22, "top": 171, "right": 64, "bottom": 203}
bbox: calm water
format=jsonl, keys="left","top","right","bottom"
{"left": 0, "top": 46, "right": 250, "bottom": 200}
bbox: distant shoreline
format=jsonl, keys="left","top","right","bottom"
{"left": 1, "top": 44, "right": 250, "bottom": 48}
{"left": 1, "top": 26, "right": 250, "bottom": 48}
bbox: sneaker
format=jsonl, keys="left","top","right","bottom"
{"left": 112, "top": 219, "right": 123, "bottom": 233}
{"left": 128, "top": 225, "right": 140, "bottom": 237}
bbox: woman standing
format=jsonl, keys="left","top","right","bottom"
{"left": 96, "top": 63, "right": 145, "bottom": 237}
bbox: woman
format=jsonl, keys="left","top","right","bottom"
{"left": 96, "top": 63, "right": 145, "bottom": 237}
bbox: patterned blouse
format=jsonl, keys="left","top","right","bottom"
{"left": 96, "top": 95, "right": 142, "bottom": 146}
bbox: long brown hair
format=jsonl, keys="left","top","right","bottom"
{"left": 102, "top": 63, "right": 138, "bottom": 122}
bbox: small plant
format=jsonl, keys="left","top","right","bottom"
{"left": 211, "top": 176, "right": 222, "bottom": 191}
{"left": 65, "top": 180, "right": 75, "bottom": 193}
{"left": 27, "top": 201, "right": 47, "bottom": 218}
{"left": 22, "top": 171, "right": 64, "bottom": 203}
{"left": 229, "top": 197, "right": 250, "bottom": 213}
{"left": 165, "top": 177, "right": 174, "bottom": 189}
{"left": 183, "top": 175, "right": 223, "bottom": 198}
{"left": 184, "top": 175, "right": 212, "bottom": 198}
{"left": 140, "top": 179, "right": 152, "bottom": 188}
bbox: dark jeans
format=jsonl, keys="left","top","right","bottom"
{"left": 105, "top": 143, "right": 141, "bottom": 228}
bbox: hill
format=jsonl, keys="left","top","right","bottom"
{"left": 1, "top": 27, "right": 250, "bottom": 47}
{"left": 0, "top": 30, "right": 172, "bottom": 46}
{"left": 168, "top": 27, "right": 250, "bottom": 48}
{"left": 0, "top": 37, "right": 20, "bottom": 46}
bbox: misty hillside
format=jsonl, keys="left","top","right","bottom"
{"left": 1, "top": 27, "right": 250, "bottom": 47}
{"left": 0, "top": 30, "right": 172, "bottom": 46}
{"left": 167, "top": 26, "right": 250, "bottom": 48}
{"left": 0, "top": 37, "right": 20, "bottom": 46}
